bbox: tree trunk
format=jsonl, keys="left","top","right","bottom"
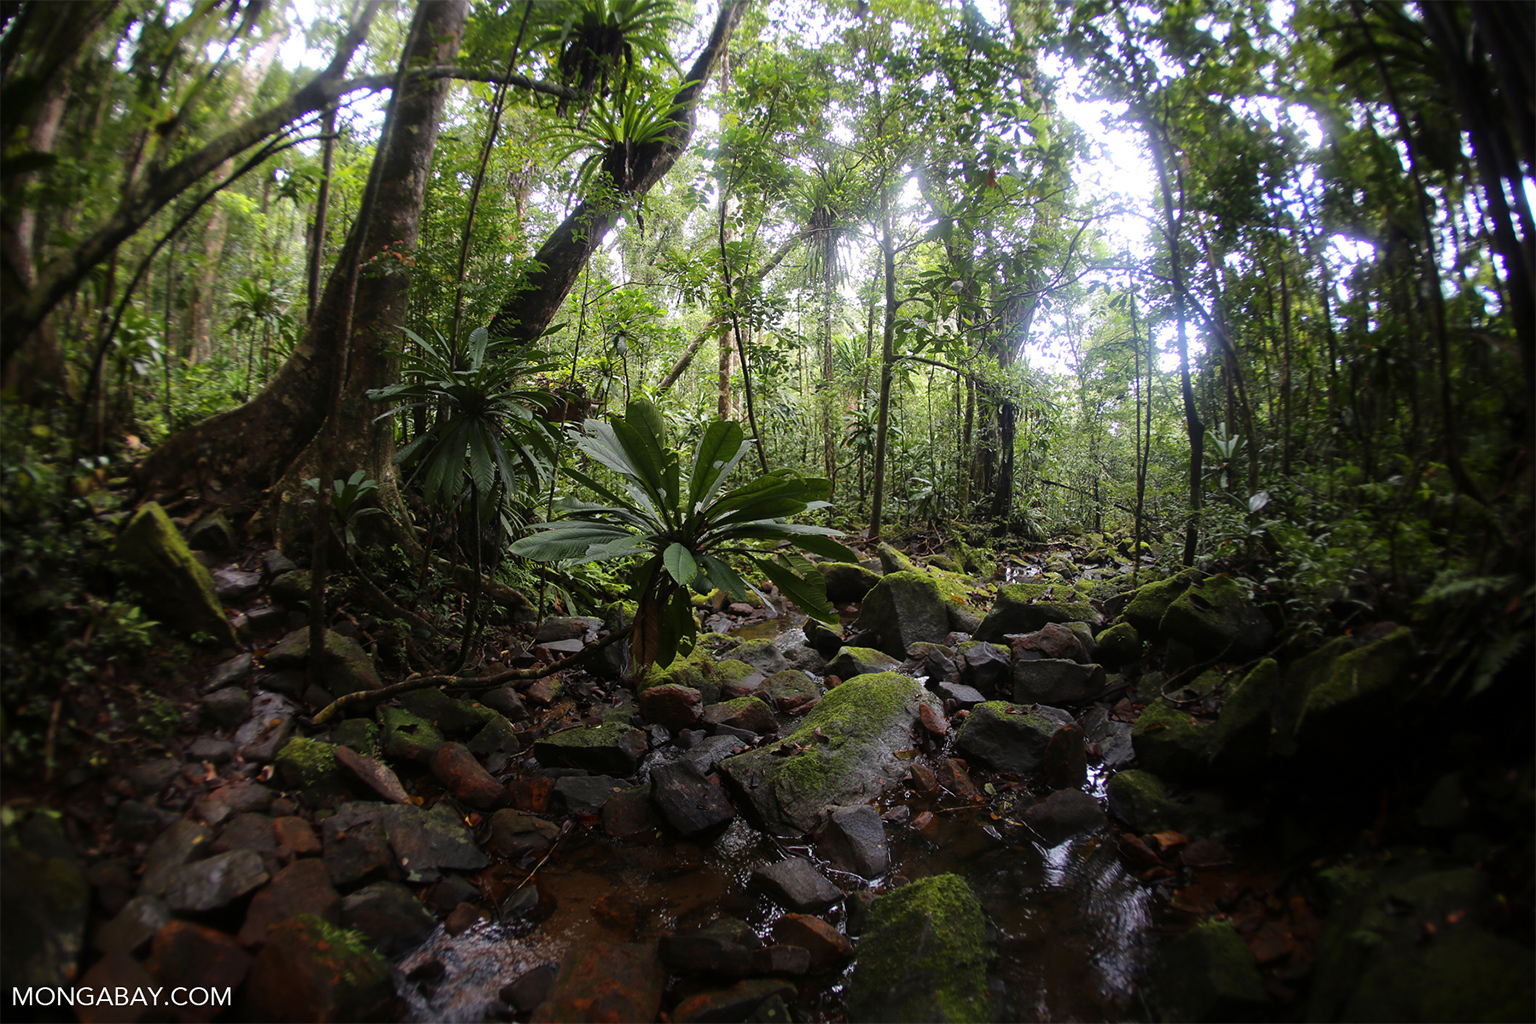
{"left": 867, "top": 212, "right": 897, "bottom": 540}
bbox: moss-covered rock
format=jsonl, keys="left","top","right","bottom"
{"left": 1122, "top": 569, "right": 1199, "bottom": 640}
{"left": 244, "top": 914, "right": 392, "bottom": 1022}
{"left": 332, "top": 719, "right": 379, "bottom": 759}
{"left": 635, "top": 645, "right": 726, "bottom": 704}
{"left": 845, "top": 874, "right": 992, "bottom": 1023}
{"left": 274, "top": 737, "right": 350, "bottom": 803}
{"left": 728, "top": 640, "right": 788, "bottom": 675}
{"left": 1149, "top": 918, "right": 1268, "bottom": 1022}
{"left": 396, "top": 686, "right": 500, "bottom": 737}
{"left": 1131, "top": 697, "right": 1216, "bottom": 782}
{"left": 1209, "top": 659, "right": 1279, "bottom": 776}
{"left": 110, "top": 501, "right": 237, "bottom": 647}
{"left": 1159, "top": 575, "right": 1273, "bottom": 661}
{"left": 953, "top": 700, "right": 1073, "bottom": 774}
{"left": 1104, "top": 769, "right": 1260, "bottom": 839}
{"left": 973, "top": 582, "right": 1101, "bottom": 643}
{"left": 1291, "top": 627, "right": 1416, "bottom": 755}
{"left": 1095, "top": 621, "right": 1143, "bottom": 672}
{"left": 876, "top": 542, "right": 920, "bottom": 574}
{"left": 817, "top": 561, "right": 882, "bottom": 603}
{"left": 827, "top": 646, "right": 900, "bottom": 679}
{"left": 265, "top": 628, "right": 382, "bottom": 700}
{"left": 851, "top": 571, "right": 953, "bottom": 658}
{"left": 763, "top": 669, "right": 823, "bottom": 714}
{"left": 376, "top": 706, "right": 445, "bottom": 764}
{"left": 719, "top": 673, "right": 934, "bottom": 835}
{"left": 532, "top": 722, "right": 648, "bottom": 775}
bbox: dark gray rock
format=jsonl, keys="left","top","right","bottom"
{"left": 555, "top": 775, "right": 637, "bottom": 816}
{"left": 261, "top": 549, "right": 299, "bottom": 580}
{"left": 953, "top": 701, "right": 1073, "bottom": 774}
{"left": 163, "top": 849, "right": 269, "bottom": 912}
{"left": 211, "top": 567, "right": 262, "bottom": 602}
{"left": 1149, "top": 919, "right": 1268, "bottom": 1022}
{"left": 817, "top": 561, "right": 882, "bottom": 603}
{"left": 974, "top": 582, "right": 1102, "bottom": 643}
{"left": 378, "top": 705, "right": 445, "bottom": 764}
{"left": 827, "top": 646, "right": 900, "bottom": 679}
{"left": 1080, "top": 705, "right": 1134, "bottom": 769}
{"left": 233, "top": 691, "right": 299, "bottom": 762}
{"left": 264, "top": 627, "right": 382, "bottom": 700}
{"left": 93, "top": 894, "right": 171, "bottom": 956}
{"left": 1021, "top": 788, "right": 1106, "bottom": 846}
{"left": 753, "top": 857, "right": 841, "bottom": 912}
{"left": 193, "top": 780, "right": 274, "bottom": 825}
{"left": 128, "top": 757, "right": 182, "bottom": 796}
{"left": 268, "top": 569, "right": 311, "bottom": 606}
{"left": 466, "top": 713, "right": 521, "bottom": 775}
{"left": 1011, "top": 658, "right": 1107, "bottom": 705}
{"left": 533, "top": 723, "right": 648, "bottom": 775}
{"left": 535, "top": 615, "right": 601, "bottom": 642}
{"left": 341, "top": 880, "right": 439, "bottom": 957}
{"left": 802, "top": 619, "right": 846, "bottom": 658}
{"left": 1094, "top": 622, "right": 1143, "bottom": 672}
{"left": 111, "top": 799, "right": 165, "bottom": 845}
{"left": 730, "top": 639, "right": 789, "bottom": 675}
{"left": 203, "top": 652, "right": 254, "bottom": 693}
{"left": 321, "top": 803, "right": 394, "bottom": 887}
{"left": 479, "top": 685, "right": 529, "bottom": 723}
{"left": 899, "top": 642, "right": 959, "bottom": 684}
{"left": 381, "top": 803, "right": 489, "bottom": 883}
{"left": 813, "top": 804, "right": 889, "bottom": 879}
{"left": 851, "top": 572, "right": 952, "bottom": 658}
{"left": 187, "top": 511, "right": 237, "bottom": 552}
{"left": 650, "top": 761, "right": 737, "bottom": 836}
{"left": 957, "top": 641, "right": 1011, "bottom": 696}
{"left": 936, "top": 681, "right": 986, "bottom": 709}
{"left": 200, "top": 686, "right": 251, "bottom": 728}
{"left": 781, "top": 642, "right": 829, "bottom": 675}
{"left": 140, "top": 820, "right": 215, "bottom": 896}
{"left": 333, "top": 744, "right": 410, "bottom": 804}
{"left": 763, "top": 669, "right": 823, "bottom": 715}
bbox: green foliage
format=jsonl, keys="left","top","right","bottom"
{"left": 511, "top": 398, "right": 857, "bottom": 667}
{"left": 302, "top": 471, "right": 387, "bottom": 550}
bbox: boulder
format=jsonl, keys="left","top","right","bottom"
{"left": 380, "top": 803, "right": 489, "bottom": 882}
{"left": 703, "top": 695, "right": 777, "bottom": 734}
{"left": 763, "top": 670, "right": 823, "bottom": 715}
{"left": 673, "top": 979, "right": 798, "bottom": 1023}
{"left": 1042, "top": 722, "right": 1087, "bottom": 789}
{"left": 531, "top": 942, "right": 665, "bottom": 1024}
{"left": 817, "top": 561, "right": 882, "bottom": 603}
{"left": 94, "top": 894, "right": 172, "bottom": 957}
{"left": 1290, "top": 627, "right": 1415, "bottom": 755}
{"left": 845, "top": 874, "right": 992, "bottom": 1023}
{"left": 320, "top": 803, "right": 393, "bottom": 887}
{"left": 649, "top": 761, "right": 737, "bottom": 836}
{"left": 533, "top": 723, "right": 648, "bottom": 775}
{"left": 638, "top": 683, "right": 704, "bottom": 732}
{"left": 974, "top": 582, "right": 1101, "bottom": 644}
{"left": 876, "top": 542, "right": 920, "bottom": 574}
{"left": 487, "top": 808, "right": 562, "bottom": 861}
{"left": 781, "top": 641, "right": 829, "bottom": 675}
{"left": 395, "top": 687, "right": 501, "bottom": 737}
{"left": 244, "top": 914, "right": 392, "bottom": 1023}
{"left": 953, "top": 701, "right": 1073, "bottom": 775}
{"left": 200, "top": 686, "right": 251, "bottom": 728}
{"left": 1, "top": 814, "right": 89, "bottom": 993}
{"left": 430, "top": 742, "right": 505, "bottom": 809}
{"left": 753, "top": 856, "right": 842, "bottom": 912}
{"left": 719, "top": 673, "right": 937, "bottom": 835}
{"left": 146, "top": 920, "right": 254, "bottom": 1013}
{"left": 111, "top": 502, "right": 237, "bottom": 646}
{"left": 812, "top": 804, "right": 889, "bottom": 879}
{"left": 1122, "top": 570, "right": 1198, "bottom": 639}
{"left": 802, "top": 618, "right": 846, "bottom": 657}
{"left": 264, "top": 627, "right": 381, "bottom": 699}
{"left": 1104, "top": 769, "right": 1260, "bottom": 839}
{"left": 827, "top": 645, "right": 900, "bottom": 679}
{"left": 1011, "top": 658, "right": 1106, "bottom": 705}
{"left": 340, "top": 881, "right": 436, "bottom": 958}
{"left": 465, "top": 714, "right": 521, "bottom": 775}
{"left": 1149, "top": 918, "right": 1268, "bottom": 1022}
{"left": 1159, "top": 575, "right": 1273, "bottom": 661}
{"left": 333, "top": 745, "right": 410, "bottom": 804}
{"left": 730, "top": 639, "right": 789, "bottom": 675}
{"left": 769, "top": 913, "right": 853, "bottom": 970}
{"left": 1094, "top": 622, "right": 1143, "bottom": 672}
{"left": 1209, "top": 659, "right": 1279, "bottom": 775}
{"left": 139, "top": 820, "right": 214, "bottom": 896}
{"left": 554, "top": 775, "right": 636, "bottom": 816}
{"left": 851, "top": 572, "right": 952, "bottom": 658}
{"left": 957, "top": 641, "right": 1011, "bottom": 696}
{"left": 1009, "top": 621, "right": 1089, "bottom": 662}
{"left": 274, "top": 736, "right": 350, "bottom": 804}
{"left": 1131, "top": 697, "right": 1216, "bottom": 782}
{"left": 634, "top": 646, "right": 728, "bottom": 704}
{"left": 377, "top": 706, "right": 446, "bottom": 764}
{"left": 237, "top": 858, "right": 340, "bottom": 946}
{"left": 163, "top": 849, "right": 269, "bottom": 913}
{"left": 1021, "top": 788, "right": 1106, "bottom": 846}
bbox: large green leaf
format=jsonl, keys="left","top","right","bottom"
{"left": 688, "top": 420, "right": 747, "bottom": 509}
{"left": 663, "top": 542, "right": 699, "bottom": 587}
{"left": 752, "top": 555, "right": 837, "bottom": 625}
{"left": 697, "top": 552, "right": 748, "bottom": 600}
{"left": 509, "top": 521, "right": 635, "bottom": 559}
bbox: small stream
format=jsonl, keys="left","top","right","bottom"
{"left": 395, "top": 610, "right": 1157, "bottom": 1023}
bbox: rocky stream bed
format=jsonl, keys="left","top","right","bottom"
{"left": 2, "top": 504, "right": 1531, "bottom": 1022}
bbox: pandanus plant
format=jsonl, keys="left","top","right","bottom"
{"left": 510, "top": 398, "right": 858, "bottom": 668}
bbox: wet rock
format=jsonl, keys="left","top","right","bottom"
{"left": 443, "top": 901, "right": 486, "bottom": 935}
{"left": 233, "top": 691, "right": 299, "bottom": 762}
{"left": 488, "top": 808, "right": 562, "bottom": 861}
{"left": 552, "top": 774, "right": 634, "bottom": 816}
{"left": 846, "top": 874, "right": 992, "bottom": 1023}
{"left": 189, "top": 736, "right": 235, "bottom": 764}
{"left": 1021, "top": 788, "right": 1106, "bottom": 845}
{"left": 1104, "top": 769, "right": 1260, "bottom": 839}
{"left": 382, "top": 803, "right": 489, "bottom": 882}
{"left": 500, "top": 964, "right": 557, "bottom": 1014}
{"left": 802, "top": 618, "right": 846, "bottom": 658}
{"left": 140, "top": 820, "right": 215, "bottom": 896}
{"left": 275, "top": 736, "right": 351, "bottom": 803}
{"left": 762, "top": 669, "right": 822, "bottom": 714}
{"left": 1160, "top": 574, "right": 1273, "bottom": 662}
{"left": 639, "top": 683, "right": 705, "bottom": 732}
{"left": 674, "top": 979, "right": 799, "bottom": 1023}
{"left": 244, "top": 914, "right": 392, "bottom": 1023}
{"left": 718, "top": 660, "right": 767, "bottom": 700}
{"left": 1, "top": 814, "right": 89, "bottom": 993}
{"left": 974, "top": 582, "right": 1102, "bottom": 644}
{"left": 72, "top": 948, "right": 156, "bottom": 1023}
{"left": 781, "top": 642, "right": 829, "bottom": 676}
{"left": 602, "top": 784, "right": 663, "bottom": 839}
{"left": 1132, "top": 693, "right": 1216, "bottom": 782}
{"left": 753, "top": 856, "right": 841, "bottom": 912}
{"left": 211, "top": 566, "right": 262, "bottom": 602}
{"left": 480, "top": 685, "right": 529, "bottom": 723}
{"left": 265, "top": 626, "right": 382, "bottom": 700}
{"left": 531, "top": 942, "right": 665, "bottom": 1024}
{"left": 827, "top": 645, "right": 900, "bottom": 679}
{"left": 1148, "top": 918, "right": 1267, "bottom": 1022}
{"left": 94, "top": 894, "right": 171, "bottom": 956}
{"left": 703, "top": 695, "right": 777, "bottom": 734}
{"left": 933, "top": 757, "right": 980, "bottom": 802}
{"left": 851, "top": 572, "right": 952, "bottom": 658}
{"left": 147, "top": 921, "right": 254, "bottom": 1020}
{"left": 817, "top": 561, "right": 882, "bottom": 603}
{"left": 273, "top": 816, "right": 320, "bottom": 856}
{"left": 957, "top": 640, "right": 1011, "bottom": 696}
{"left": 770, "top": 913, "right": 853, "bottom": 969}
{"left": 321, "top": 803, "right": 393, "bottom": 887}
{"left": 267, "top": 569, "right": 312, "bottom": 607}
{"left": 533, "top": 722, "right": 648, "bottom": 775}
{"left": 1012, "top": 658, "right": 1107, "bottom": 705}
{"left": 1010, "top": 621, "right": 1090, "bottom": 662}
{"left": 111, "top": 501, "right": 237, "bottom": 646}
{"left": 465, "top": 714, "right": 521, "bottom": 775}
{"left": 261, "top": 548, "right": 299, "bottom": 579}
{"left": 203, "top": 652, "right": 254, "bottom": 693}
{"left": 129, "top": 757, "right": 182, "bottom": 796}
{"left": 936, "top": 680, "right": 986, "bottom": 709}
{"left": 505, "top": 775, "right": 556, "bottom": 814}
{"left": 729, "top": 639, "right": 788, "bottom": 674}
{"left": 536, "top": 615, "right": 601, "bottom": 643}
{"left": 1122, "top": 570, "right": 1197, "bottom": 639}
{"left": 341, "top": 880, "right": 437, "bottom": 957}
{"left": 1094, "top": 622, "right": 1143, "bottom": 672}
{"left": 430, "top": 741, "right": 504, "bottom": 810}
{"left": 651, "top": 761, "right": 737, "bottom": 836}
{"left": 813, "top": 804, "right": 889, "bottom": 879}
{"left": 333, "top": 744, "right": 410, "bottom": 804}
{"left": 720, "top": 673, "right": 938, "bottom": 835}
{"left": 953, "top": 700, "right": 1074, "bottom": 775}
{"left": 112, "top": 799, "right": 166, "bottom": 845}
{"left": 211, "top": 812, "right": 278, "bottom": 868}
{"left": 1043, "top": 722, "right": 1088, "bottom": 789}
{"left": 194, "top": 780, "right": 274, "bottom": 826}
{"left": 237, "top": 857, "right": 340, "bottom": 946}
{"left": 164, "top": 848, "right": 269, "bottom": 912}
{"left": 378, "top": 705, "right": 446, "bottom": 764}
{"left": 199, "top": 685, "right": 251, "bottom": 729}
{"left": 423, "top": 874, "right": 478, "bottom": 916}
{"left": 1209, "top": 659, "right": 1279, "bottom": 776}
{"left": 1080, "top": 705, "right": 1134, "bottom": 769}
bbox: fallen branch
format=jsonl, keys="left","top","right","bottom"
{"left": 311, "top": 624, "right": 633, "bottom": 725}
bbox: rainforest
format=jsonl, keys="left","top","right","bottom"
{"left": 1, "top": 0, "right": 1531, "bottom": 1021}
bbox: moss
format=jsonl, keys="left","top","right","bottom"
{"left": 377, "top": 706, "right": 445, "bottom": 764}
{"left": 274, "top": 737, "right": 349, "bottom": 801}
{"left": 1209, "top": 659, "right": 1279, "bottom": 775}
{"left": 846, "top": 874, "right": 991, "bottom": 1022}
{"left": 543, "top": 722, "right": 638, "bottom": 748}
{"left": 1151, "top": 918, "right": 1268, "bottom": 1021}
{"left": 110, "top": 501, "right": 237, "bottom": 646}
{"left": 816, "top": 561, "right": 882, "bottom": 603}
{"left": 876, "top": 542, "right": 919, "bottom": 574}
{"left": 1105, "top": 768, "right": 1172, "bottom": 832}
{"left": 973, "top": 582, "right": 1099, "bottom": 643}
{"left": 1122, "top": 569, "right": 1200, "bottom": 638}
{"left": 1132, "top": 699, "right": 1215, "bottom": 782}
{"left": 726, "top": 640, "right": 779, "bottom": 668}
{"left": 1095, "top": 621, "right": 1143, "bottom": 671}
{"left": 634, "top": 645, "right": 724, "bottom": 703}
{"left": 290, "top": 913, "right": 389, "bottom": 989}
{"left": 1294, "top": 628, "right": 1415, "bottom": 751}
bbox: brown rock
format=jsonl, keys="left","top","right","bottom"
{"left": 506, "top": 775, "right": 555, "bottom": 814}
{"left": 637, "top": 683, "right": 705, "bottom": 732}
{"left": 74, "top": 949, "right": 156, "bottom": 1023}
{"left": 672, "top": 979, "right": 797, "bottom": 1023}
{"left": 702, "top": 697, "right": 776, "bottom": 734}
{"left": 532, "top": 942, "right": 665, "bottom": 1024}
{"left": 1043, "top": 722, "right": 1087, "bottom": 789}
{"left": 238, "top": 857, "right": 341, "bottom": 946}
{"left": 333, "top": 745, "right": 411, "bottom": 804}
{"left": 488, "top": 808, "right": 562, "bottom": 861}
{"left": 1010, "top": 622, "right": 1089, "bottom": 662}
{"left": 272, "top": 816, "right": 321, "bottom": 856}
{"left": 147, "top": 921, "right": 254, "bottom": 1022}
{"left": 444, "top": 901, "right": 486, "bottom": 936}
{"left": 243, "top": 914, "right": 392, "bottom": 1023}
{"left": 430, "top": 741, "right": 504, "bottom": 810}
{"left": 934, "top": 757, "right": 981, "bottom": 801}
{"left": 602, "top": 785, "right": 663, "bottom": 839}
{"left": 770, "top": 913, "right": 853, "bottom": 969}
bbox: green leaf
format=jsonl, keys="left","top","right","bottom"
{"left": 663, "top": 542, "right": 699, "bottom": 587}
{"left": 752, "top": 556, "right": 837, "bottom": 625}
{"left": 688, "top": 420, "right": 747, "bottom": 508}
{"left": 697, "top": 552, "right": 748, "bottom": 600}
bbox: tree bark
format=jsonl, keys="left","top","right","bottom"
{"left": 867, "top": 209, "right": 897, "bottom": 540}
